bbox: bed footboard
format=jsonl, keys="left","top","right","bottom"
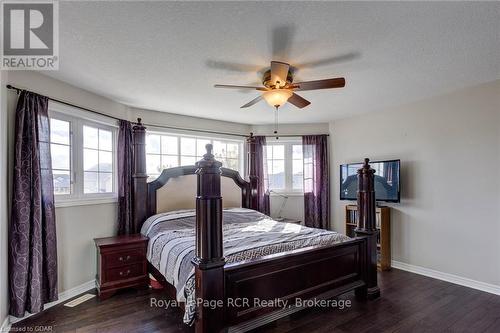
{"left": 224, "top": 239, "right": 367, "bottom": 325}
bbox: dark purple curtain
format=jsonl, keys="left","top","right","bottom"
{"left": 254, "top": 136, "right": 270, "bottom": 215}
{"left": 303, "top": 135, "right": 330, "bottom": 229}
{"left": 117, "top": 120, "right": 134, "bottom": 235}
{"left": 9, "top": 91, "right": 58, "bottom": 317}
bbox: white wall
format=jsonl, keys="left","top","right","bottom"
{"left": 330, "top": 80, "right": 500, "bottom": 286}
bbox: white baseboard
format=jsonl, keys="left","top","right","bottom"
{"left": 392, "top": 260, "right": 500, "bottom": 296}
{"left": 8, "top": 280, "right": 96, "bottom": 325}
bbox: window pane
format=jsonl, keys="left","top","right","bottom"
{"left": 269, "top": 160, "right": 285, "bottom": 189}
{"left": 99, "top": 151, "right": 113, "bottom": 172}
{"left": 213, "top": 141, "right": 226, "bottom": 159}
{"left": 98, "top": 173, "right": 113, "bottom": 193}
{"left": 51, "top": 144, "right": 70, "bottom": 170}
{"left": 293, "top": 159, "right": 303, "bottom": 190}
{"left": 146, "top": 154, "right": 161, "bottom": 175}
{"left": 227, "top": 143, "right": 239, "bottom": 158}
{"left": 84, "top": 172, "right": 98, "bottom": 193}
{"left": 227, "top": 158, "right": 239, "bottom": 171}
{"left": 99, "top": 129, "right": 112, "bottom": 151}
{"left": 83, "top": 126, "right": 98, "bottom": 149}
{"left": 273, "top": 145, "right": 284, "bottom": 159}
{"left": 161, "top": 155, "right": 178, "bottom": 169}
{"left": 181, "top": 137, "right": 196, "bottom": 156}
{"left": 50, "top": 119, "right": 70, "bottom": 145}
{"left": 181, "top": 156, "right": 196, "bottom": 165}
{"left": 161, "top": 136, "right": 178, "bottom": 155}
{"left": 53, "top": 170, "right": 70, "bottom": 195}
{"left": 266, "top": 146, "right": 272, "bottom": 158}
{"left": 269, "top": 174, "right": 285, "bottom": 189}
{"left": 146, "top": 134, "right": 161, "bottom": 154}
{"left": 272, "top": 160, "right": 284, "bottom": 174}
{"left": 84, "top": 148, "right": 99, "bottom": 171}
{"left": 196, "top": 139, "right": 211, "bottom": 156}
{"left": 219, "top": 158, "right": 228, "bottom": 168}
{"left": 292, "top": 145, "right": 303, "bottom": 160}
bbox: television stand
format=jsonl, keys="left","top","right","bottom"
{"left": 345, "top": 204, "right": 391, "bottom": 271}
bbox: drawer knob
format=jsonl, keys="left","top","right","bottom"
{"left": 119, "top": 269, "right": 131, "bottom": 277}
{"left": 119, "top": 255, "right": 131, "bottom": 261}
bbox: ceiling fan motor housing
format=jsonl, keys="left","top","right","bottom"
{"left": 262, "top": 69, "right": 294, "bottom": 88}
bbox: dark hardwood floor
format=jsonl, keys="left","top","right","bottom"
{"left": 11, "top": 269, "right": 500, "bottom": 332}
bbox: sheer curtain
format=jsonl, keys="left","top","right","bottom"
{"left": 254, "top": 136, "right": 270, "bottom": 215}
{"left": 9, "top": 91, "right": 58, "bottom": 317}
{"left": 117, "top": 119, "right": 134, "bottom": 235}
{"left": 302, "top": 135, "right": 330, "bottom": 229}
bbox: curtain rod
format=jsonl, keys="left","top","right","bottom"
{"left": 6, "top": 84, "right": 247, "bottom": 137}
{"left": 6, "top": 84, "right": 328, "bottom": 138}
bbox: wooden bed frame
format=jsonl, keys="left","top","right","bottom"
{"left": 130, "top": 119, "right": 380, "bottom": 333}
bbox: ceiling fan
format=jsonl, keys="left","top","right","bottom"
{"left": 214, "top": 61, "right": 346, "bottom": 109}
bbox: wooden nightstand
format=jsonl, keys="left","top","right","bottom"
{"left": 94, "top": 234, "right": 149, "bottom": 300}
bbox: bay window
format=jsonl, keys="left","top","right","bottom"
{"left": 146, "top": 132, "right": 243, "bottom": 181}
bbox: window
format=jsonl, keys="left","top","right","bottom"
{"left": 266, "top": 141, "right": 303, "bottom": 193}
{"left": 146, "top": 133, "right": 243, "bottom": 181}
{"left": 83, "top": 125, "right": 114, "bottom": 193}
{"left": 50, "top": 118, "right": 72, "bottom": 195}
{"left": 48, "top": 104, "right": 117, "bottom": 205}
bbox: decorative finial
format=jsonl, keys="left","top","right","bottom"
{"left": 364, "top": 158, "right": 370, "bottom": 167}
{"left": 205, "top": 144, "right": 213, "bottom": 156}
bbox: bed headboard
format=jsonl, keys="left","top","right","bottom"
{"left": 146, "top": 165, "right": 251, "bottom": 218}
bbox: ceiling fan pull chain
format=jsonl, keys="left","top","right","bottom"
{"left": 274, "top": 106, "right": 279, "bottom": 139}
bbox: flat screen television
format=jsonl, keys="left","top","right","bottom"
{"left": 340, "top": 159, "right": 400, "bottom": 203}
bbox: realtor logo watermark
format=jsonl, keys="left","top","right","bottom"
{"left": 1, "top": 0, "right": 59, "bottom": 70}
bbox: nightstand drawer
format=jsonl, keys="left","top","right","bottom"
{"left": 105, "top": 249, "right": 144, "bottom": 268}
{"left": 106, "top": 263, "right": 145, "bottom": 282}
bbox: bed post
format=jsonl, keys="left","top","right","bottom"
{"left": 132, "top": 118, "right": 148, "bottom": 234}
{"left": 355, "top": 158, "right": 381, "bottom": 300}
{"left": 246, "top": 133, "right": 259, "bottom": 210}
{"left": 192, "top": 144, "right": 225, "bottom": 333}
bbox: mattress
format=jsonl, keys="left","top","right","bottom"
{"left": 140, "top": 208, "right": 350, "bottom": 325}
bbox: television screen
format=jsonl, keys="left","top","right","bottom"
{"left": 340, "top": 160, "right": 400, "bottom": 202}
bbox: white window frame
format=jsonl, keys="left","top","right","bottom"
{"left": 145, "top": 128, "right": 245, "bottom": 181}
{"left": 48, "top": 101, "right": 118, "bottom": 207}
{"left": 266, "top": 138, "right": 303, "bottom": 195}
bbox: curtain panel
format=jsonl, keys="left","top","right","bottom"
{"left": 117, "top": 120, "right": 134, "bottom": 235}
{"left": 9, "top": 91, "right": 58, "bottom": 317}
{"left": 302, "top": 135, "right": 330, "bottom": 229}
{"left": 253, "top": 136, "right": 270, "bottom": 215}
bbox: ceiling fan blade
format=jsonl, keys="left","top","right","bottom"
{"left": 270, "top": 61, "right": 290, "bottom": 88}
{"left": 271, "top": 24, "right": 295, "bottom": 60}
{"left": 206, "top": 60, "right": 262, "bottom": 72}
{"left": 214, "top": 84, "right": 267, "bottom": 91}
{"left": 293, "top": 78, "right": 345, "bottom": 91}
{"left": 288, "top": 93, "right": 311, "bottom": 109}
{"left": 295, "top": 52, "right": 360, "bottom": 69}
{"left": 240, "top": 95, "right": 263, "bottom": 108}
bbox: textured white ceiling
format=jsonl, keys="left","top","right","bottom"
{"left": 44, "top": 1, "right": 499, "bottom": 124}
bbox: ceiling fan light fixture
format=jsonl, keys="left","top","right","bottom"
{"left": 262, "top": 89, "right": 293, "bottom": 107}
